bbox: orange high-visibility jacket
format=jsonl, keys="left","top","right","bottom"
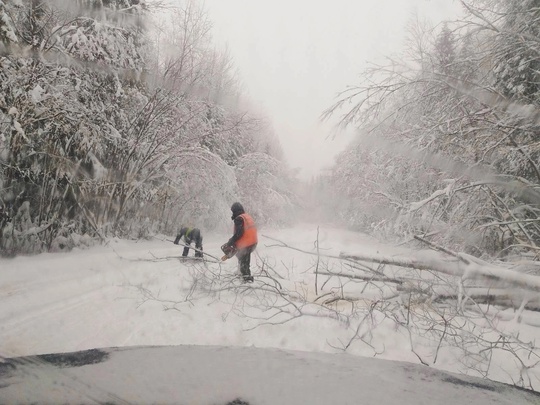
{"left": 236, "top": 213, "right": 258, "bottom": 249}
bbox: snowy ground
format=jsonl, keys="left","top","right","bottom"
{"left": 1, "top": 224, "right": 539, "bottom": 403}
{"left": 1, "top": 225, "right": 409, "bottom": 358}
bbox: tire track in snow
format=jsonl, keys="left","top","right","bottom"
{"left": 0, "top": 286, "right": 108, "bottom": 332}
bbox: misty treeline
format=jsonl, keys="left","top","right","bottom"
{"left": 322, "top": 0, "right": 540, "bottom": 264}
{"left": 0, "top": 0, "right": 297, "bottom": 255}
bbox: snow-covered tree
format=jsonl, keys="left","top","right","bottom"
{"left": 0, "top": 0, "right": 18, "bottom": 47}
{"left": 0, "top": 0, "right": 153, "bottom": 251}
{"left": 324, "top": 0, "right": 540, "bottom": 258}
{"left": 0, "top": 0, "right": 296, "bottom": 254}
{"left": 433, "top": 23, "right": 456, "bottom": 75}
{"left": 235, "top": 152, "right": 297, "bottom": 226}
{"left": 490, "top": 0, "right": 540, "bottom": 104}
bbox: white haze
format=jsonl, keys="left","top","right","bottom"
{"left": 204, "top": 0, "right": 464, "bottom": 179}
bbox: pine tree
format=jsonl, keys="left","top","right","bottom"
{"left": 492, "top": 0, "right": 540, "bottom": 104}
{"left": 433, "top": 23, "right": 456, "bottom": 75}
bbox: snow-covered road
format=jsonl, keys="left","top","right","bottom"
{"left": 0, "top": 225, "right": 405, "bottom": 359}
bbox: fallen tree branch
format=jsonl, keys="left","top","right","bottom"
{"left": 340, "top": 251, "right": 540, "bottom": 293}
{"left": 160, "top": 238, "right": 222, "bottom": 262}
{"left": 316, "top": 271, "right": 404, "bottom": 285}
{"left": 414, "top": 235, "right": 470, "bottom": 264}
{"left": 262, "top": 234, "right": 344, "bottom": 261}
{"left": 17, "top": 223, "right": 54, "bottom": 237}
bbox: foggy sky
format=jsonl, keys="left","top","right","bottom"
{"left": 204, "top": 0, "right": 463, "bottom": 179}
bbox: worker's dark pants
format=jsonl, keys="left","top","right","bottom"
{"left": 182, "top": 229, "right": 203, "bottom": 257}
{"left": 236, "top": 244, "right": 256, "bottom": 280}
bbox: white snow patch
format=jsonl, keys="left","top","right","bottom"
{"left": 29, "top": 84, "right": 45, "bottom": 104}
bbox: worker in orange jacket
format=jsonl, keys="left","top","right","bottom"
{"left": 224, "top": 202, "right": 258, "bottom": 282}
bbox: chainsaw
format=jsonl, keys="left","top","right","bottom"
{"left": 220, "top": 243, "right": 237, "bottom": 261}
